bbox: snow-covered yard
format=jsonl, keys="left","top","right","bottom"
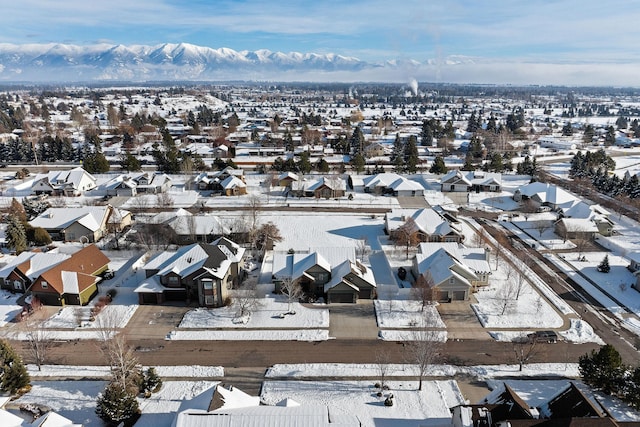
{"left": 178, "top": 295, "right": 329, "bottom": 329}
{"left": 375, "top": 300, "right": 445, "bottom": 328}
{"left": 0, "top": 290, "right": 23, "bottom": 327}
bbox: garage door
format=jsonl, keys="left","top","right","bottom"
{"left": 329, "top": 292, "right": 355, "bottom": 303}
{"left": 452, "top": 291, "right": 467, "bottom": 301}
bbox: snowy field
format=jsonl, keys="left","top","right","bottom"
{"left": 490, "top": 319, "right": 605, "bottom": 345}
{"left": 261, "top": 379, "right": 464, "bottom": 427}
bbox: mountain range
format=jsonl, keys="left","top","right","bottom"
{"left": 0, "top": 42, "right": 450, "bottom": 82}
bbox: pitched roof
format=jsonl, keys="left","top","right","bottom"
{"left": 30, "top": 206, "right": 110, "bottom": 232}
{"left": 36, "top": 244, "right": 109, "bottom": 295}
{"left": 145, "top": 242, "right": 239, "bottom": 281}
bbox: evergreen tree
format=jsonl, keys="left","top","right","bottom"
{"left": 429, "top": 156, "right": 447, "bottom": 174}
{"left": 582, "top": 124, "right": 595, "bottom": 144}
{"left": 350, "top": 127, "right": 365, "bottom": 155}
{"left": 296, "top": 151, "right": 312, "bottom": 174}
{"left": 6, "top": 215, "right": 27, "bottom": 254}
{"left": 316, "top": 158, "right": 330, "bottom": 173}
{"left": 0, "top": 340, "right": 30, "bottom": 394}
{"left": 624, "top": 366, "right": 640, "bottom": 409}
{"left": 83, "top": 151, "right": 110, "bottom": 174}
{"left": 562, "top": 122, "right": 573, "bottom": 136}
{"left": 404, "top": 135, "right": 419, "bottom": 173}
{"left": 8, "top": 198, "right": 27, "bottom": 223}
{"left": 142, "top": 367, "right": 163, "bottom": 394}
{"left": 597, "top": 255, "right": 611, "bottom": 273}
{"left": 96, "top": 381, "right": 140, "bottom": 425}
{"left": 579, "top": 344, "right": 625, "bottom": 394}
{"left": 351, "top": 153, "right": 365, "bottom": 173}
{"left": 461, "top": 152, "right": 475, "bottom": 171}
{"left": 120, "top": 152, "right": 141, "bottom": 172}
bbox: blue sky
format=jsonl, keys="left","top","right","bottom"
{"left": 2, "top": 0, "right": 640, "bottom": 84}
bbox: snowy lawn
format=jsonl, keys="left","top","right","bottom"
{"left": 470, "top": 259, "right": 564, "bottom": 329}
{"left": 266, "top": 363, "right": 581, "bottom": 379}
{"left": 467, "top": 191, "right": 521, "bottom": 212}
{"left": 27, "top": 365, "right": 224, "bottom": 379}
{"left": 510, "top": 216, "right": 577, "bottom": 250}
{"left": 261, "top": 379, "right": 464, "bottom": 427}
{"left": 379, "top": 330, "right": 448, "bottom": 341}
{"left": 167, "top": 329, "right": 330, "bottom": 341}
{"left": 374, "top": 300, "right": 445, "bottom": 328}
{"left": 565, "top": 252, "right": 640, "bottom": 312}
{"left": 178, "top": 295, "right": 329, "bottom": 329}
{"left": 0, "top": 289, "right": 23, "bottom": 327}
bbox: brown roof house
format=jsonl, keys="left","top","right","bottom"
{"left": 29, "top": 244, "right": 110, "bottom": 306}
{"left": 135, "top": 240, "right": 245, "bottom": 307}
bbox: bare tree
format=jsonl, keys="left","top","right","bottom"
{"left": 471, "top": 227, "right": 488, "bottom": 248}
{"left": 22, "top": 319, "right": 53, "bottom": 371}
{"left": 512, "top": 334, "right": 540, "bottom": 371}
{"left": 391, "top": 217, "right": 420, "bottom": 259}
{"left": 356, "top": 236, "right": 368, "bottom": 260}
{"left": 247, "top": 194, "right": 262, "bottom": 237}
{"left": 534, "top": 219, "right": 551, "bottom": 238}
{"left": 374, "top": 350, "right": 393, "bottom": 392}
{"left": 156, "top": 192, "right": 174, "bottom": 208}
{"left": 412, "top": 271, "right": 436, "bottom": 311}
{"left": 232, "top": 282, "right": 262, "bottom": 323}
{"left": 498, "top": 280, "right": 517, "bottom": 315}
{"left": 93, "top": 305, "right": 121, "bottom": 343}
{"left": 102, "top": 334, "right": 141, "bottom": 393}
{"left": 279, "top": 277, "right": 303, "bottom": 314}
{"left": 404, "top": 311, "right": 442, "bottom": 390}
{"left": 256, "top": 222, "right": 283, "bottom": 254}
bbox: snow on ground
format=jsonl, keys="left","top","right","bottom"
{"left": 468, "top": 191, "right": 520, "bottom": 212}
{"left": 0, "top": 289, "right": 23, "bottom": 327}
{"left": 261, "top": 379, "right": 464, "bottom": 427}
{"left": 167, "top": 329, "right": 330, "bottom": 341}
{"left": 379, "top": 330, "right": 448, "bottom": 341}
{"left": 178, "top": 295, "right": 328, "bottom": 329}
{"left": 265, "top": 363, "right": 581, "bottom": 379}
{"left": 374, "top": 300, "right": 445, "bottom": 328}
{"left": 509, "top": 215, "right": 577, "bottom": 250}
{"left": 12, "top": 380, "right": 220, "bottom": 427}
{"left": 120, "top": 190, "right": 199, "bottom": 209}
{"left": 485, "top": 379, "right": 640, "bottom": 421}
{"left": 470, "top": 254, "right": 564, "bottom": 329}
{"left": 27, "top": 365, "right": 224, "bottom": 379}
{"left": 561, "top": 252, "right": 640, "bottom": 312}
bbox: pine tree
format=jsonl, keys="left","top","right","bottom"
{"left": 96, "top": 381, "right": 140, "bottom": 424}
{"left": 142, "top": 367, "right": 163, "bottom": 394}
{"left": 597, "top": 255, "right": 611, "bottom": 273}
{"left": 0, "top": 340, "right": 30, "bottom": 394}
{"left": 429, "top": 156, "right": 447, "bottom": 174}
{"left": 6, "top": 215, "right": 27, "bottom": 254}
{"left": 579, "top": 344, "right": 625, "bottom": 394}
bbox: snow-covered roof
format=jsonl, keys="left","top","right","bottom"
{"left": 324, "top": 259, "right": 376, "bottom": 293}
{"left": 516, "top": 182, "right": 576, "bottom": 207}
{"left": 168, "top": 215, "right": 228, "bottom": 236}
{"left": 417, "top": 242, "right": 490, "bottom": 275}
{"left": 174, "top": 405, "right": 360, "bottom": 427}
{"left": 31, "top": 410, "right": 81, "bottom": 427}
{"left": 272, "top": 247, "right": 356, "bottom": 280}
{"left": 134, "top": 276, "right": 166, "bottom": 293}
{"left": 30, "top": 206, "right": 109, "bottom": 232}
{"left": 414, "top": 244, "right": 482, "bottom": 285}
{"left": 387, "top": 177, "right": 424, "bottom": 191}
{"left": 220, "top": 175, "right": 246, "bottom": 190}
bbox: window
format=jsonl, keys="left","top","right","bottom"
{"left": 41, "top": 281, "right": 48, "bottom": 289}
{"left": 168, "top": 276, "right": 179, "bottom": 285}
{"left": 13, "top": 280, "right": 21, "bottom": 290}
{"left": 202, "top": 280, "right": 213, "bottom": 290}
{"left": 448, "top": 277, "right": 454, "bottom": 285}
{"left": 204, "top": 295, "right": 214, "bottom": 306}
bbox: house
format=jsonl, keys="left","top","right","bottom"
{"left": 172, "top": 384, "right": 361, "bottom": 427}
{"left": 628, "top": 252, "right": 640, "bottom": 272}
{"left": 220, "top": 175, "right": 247, "bottom": 196}
{"left": 0, "top": 251, "right": 70, "bottom": 293}
{"left": 105, "top": 175, "right": 138, "bottom": 197}
{"left": 272, "top": 247, "right": 375, "bottom": 302}
{"left": 364, "top": 141, "right": 385, "bottom": 158}
{"left": 277, "top": 171, "right": 298, "bottom": 187}
{"left": 558, "top": 201, "right": 614, "bottom": 237}
{"left": 362, "top": 173, "right": 405, "bottom": 195}
{"left": 554, "top": 217, "right": 599, "bottom": 241}
{"left": 134, "top": 172, "right": 172, "bottom": 194}
{"left": 387, "top": 176, "right": 425, "bottom": 197}
{"left": 166, "top": 213, "right": 229, "bottom": 244}
{"left": 452, "top": 382, "right": 610, "bottom": 427}
{"left": 513, "top": 182, "right": 576, "bottom": 210}
{"left": 440, "top": 170, "right": 472, "bottom": 192}
{"left": 29, "top": 244, "right": 110, "bottom": 306}
{"left": 412, "top": 242, "right": 491, "bottom": 301}
{"left": 135, "top": 241, "right": 245, "bottom": 307}
{"left": 385, "top": 208, "right": 464, "bottom": 243}
{"left": 29, "top": 205, "right": 121, "bottom": 243}
{"left": 440, "top": 170, "right": 502, "bottom": 193}
{"left": 31, "top": 167, "right": 97, "bottom": 196}
{"left": 323, "top": 259, "right": 377, "bottom": 303}
{"left": 290, "top": 176, "right": 346, "bottom": 198}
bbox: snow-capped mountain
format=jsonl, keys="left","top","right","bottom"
{"left": 0, "top": 42, "right": 401, "bottom": 82}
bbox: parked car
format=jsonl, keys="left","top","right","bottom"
{"left": 527, "top": 330, "right": 558, "bottom": 343}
